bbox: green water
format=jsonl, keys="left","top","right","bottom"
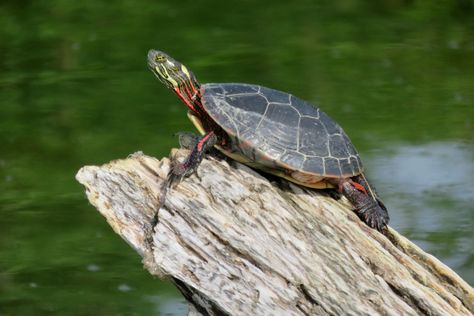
{"left": 1, "top": 1, "right": 473, "bottom": 314}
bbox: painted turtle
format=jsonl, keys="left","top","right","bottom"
{"left": 147, "top": 49, "right": 389, "bottom": 231}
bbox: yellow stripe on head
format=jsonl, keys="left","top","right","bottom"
{"left": 148, "top": 49, "right": 198, "bottom": 91}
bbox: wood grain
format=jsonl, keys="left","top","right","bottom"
{"left": 76, "top": 151, "right": 473, "bottom": 316}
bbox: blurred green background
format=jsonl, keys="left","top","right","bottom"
{"left": 0, "top": 0, "right": 473, "bottom": 315}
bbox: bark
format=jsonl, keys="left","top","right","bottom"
{"left": 75, "top": 150, "right": 474, "bottom": 316}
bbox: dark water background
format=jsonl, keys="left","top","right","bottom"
{"left": 0, "top": 1, "right": 473, "bottom": 315}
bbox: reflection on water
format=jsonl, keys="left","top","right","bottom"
{"left": 371, "top": 142, "right": 474, "bottom": 282}
{"left": 148, "top": 296, "right": 187, "bottom": 316}
{"left": 376, "top": 142, "right": 474, "bottom": 199}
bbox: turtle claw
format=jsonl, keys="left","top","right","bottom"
{"left": 357, "top": 205, "right": 389, "bottom": 232}
{"left": 171, "top": 161, "right": 191, "bottom": 177}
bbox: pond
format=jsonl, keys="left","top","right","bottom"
{"left": 0, "top": 1, "right": 472, "bottom": 314}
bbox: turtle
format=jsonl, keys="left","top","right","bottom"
{"left": 147, "top": 49, "right": 389, "bottom": 232}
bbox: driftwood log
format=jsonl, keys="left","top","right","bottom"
{"left": 75, "top": 150, "right": 473, "bottom": 316}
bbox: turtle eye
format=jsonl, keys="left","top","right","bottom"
{"left": 155, "top": 54, "right": 166, "bottom": 63}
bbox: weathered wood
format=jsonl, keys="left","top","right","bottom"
{"left": 75, "top": 150, "right": 473, "bottom": 316}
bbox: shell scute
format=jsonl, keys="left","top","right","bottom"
{"left": 202, "top": 83, "right": 363, "bottom": 178}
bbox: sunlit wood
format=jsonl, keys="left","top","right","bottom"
{"left": 76, "top": 150, "right": 473, "bottom": 316}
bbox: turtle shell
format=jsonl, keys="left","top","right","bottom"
{"left": 201, "top": 83, "right": 363, "bottom": 178}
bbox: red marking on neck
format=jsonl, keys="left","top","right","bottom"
{"left": 173, "top": 78, "right": 203, "bottom": 113}
{"left": 174, "top": 87, "right": 196, "bottom": 112}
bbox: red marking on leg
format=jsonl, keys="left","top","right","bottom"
{"left": 350, "top": 179, "right": 367, "bottom": 194}
{"left": 197, "top": 132, "right": 213, "bottom": 151}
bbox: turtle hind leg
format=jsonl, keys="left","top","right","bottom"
{"left": 338, "top": 178, "right": 389, "bottom": 232}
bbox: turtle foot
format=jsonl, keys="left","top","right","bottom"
{"left": 357, "top": 204, "right": 389, "bottom": 232}
{"left": 339, "top": 178, "right": 390, "bottom": 233}
{"left": 175, "top": 131, "right": 200, "bottom": 150}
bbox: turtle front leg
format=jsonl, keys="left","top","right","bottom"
{"left": 171, "top": 131, "right": 218, "bottom": 178}
{"left": 175, "top": 131, "right": 201, "bottom": 150}
{"left": 153, "top": 131, "right": 217, "bottom": 225}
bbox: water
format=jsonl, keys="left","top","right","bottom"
{"left": 1, "top": 1, "right": 473, "bottom": 314}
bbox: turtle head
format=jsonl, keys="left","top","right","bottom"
{"left": 147, "top": 49, "right": 197, "bottom": 90}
